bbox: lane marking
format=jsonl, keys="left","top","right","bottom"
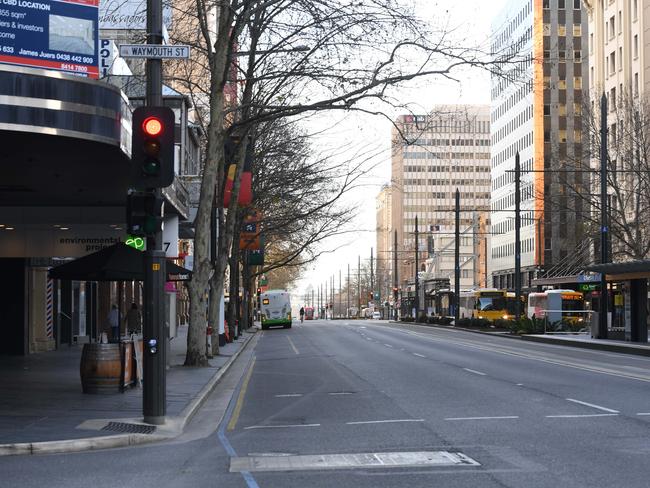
{"left": 566, "top": 398, "right": 619, "bottom": 413}
{"left": 463, "top": 368, "right": 487, "bottom": 376}
{"left": 244, "top": 423, "right": 321, "bottom": 430}
{"left": 546, "top": 414, "right": 619, "bottom": 418}
{"left": 287, "top": 336, "right": 299, "bottom": 355}
{"left": 384, "top": 343, "right": 394, "bottom": 348}
{"left": 227, "top": 358, "right": 256, "bottom": 431}
{"left": 445, "top": 416, "right": 519, "bottom": 421}
{"left": 637, "top": 413, "right": 650, "bottom": 416}
{"left": 329, "top": 392, "right": 354, "bottom": 395}
{"left": 274, "top": 394, "right": 303, "bottom": 398}
{"left": 376, "top": 326, "right": 650, "bottom": 383}
{"left": 345, "top": 419, "right": 425, "bottom": 425}
{"left": 412, "top": 353, "right": 426, "bottom": 358}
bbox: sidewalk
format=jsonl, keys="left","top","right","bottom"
{"left": 0, "top": 325, "right": 257, "bottom": 455}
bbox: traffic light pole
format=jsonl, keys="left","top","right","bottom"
{"left": 515, "top": 152, "right": 522, "bottom": 322}
{"left": 454, "top": 189, "right": 460, "bottom": 325}
{"left": 144, "top": 0, "right": 166, "bottom": 425}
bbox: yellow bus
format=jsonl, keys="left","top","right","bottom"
{"left": 459, "top": 289, "right": 522, "bottom": 322}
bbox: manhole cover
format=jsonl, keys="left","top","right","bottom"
{"left": 101, "top": 421, "right": 156, "bottom": 434}
{"left": 231, "top": 450, "right": 480, "bottom": 472}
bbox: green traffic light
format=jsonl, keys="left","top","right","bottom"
{"left": 143, "top": 158, "right": 161, "bottom": 176}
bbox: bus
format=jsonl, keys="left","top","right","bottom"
{"left": 260, "top": 290, "right": 292, "bottom": 330}
{"left": 527, "top": 289, "right": 585, "bottom": 324}
{"left": 459, "top": 289, "right": 522, "bottom": 322}
{"left": 304, "top": 306, "right": 314, "bottom": 320}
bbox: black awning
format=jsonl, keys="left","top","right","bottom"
{"left": 586, "top": 260, "right": 650, "bottom": 276}
{"left": 49, "top": 243, "right": 192, "bottom": 282}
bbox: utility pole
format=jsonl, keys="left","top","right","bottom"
{"left": 347, "top": 263, "right": 350, "bottom": 318}
{"left": 357, "top": 255, "right": 361, "bottom": 316}
{"left": 514, "top": 152, "right": 522, "bottom": 321}
{"left": 339, "top": 270, "right": 342, "bottom": 319}
{"left": 370, "top": 248, "right": 374, "bottom": 306}
{"left": 324, "top": 281, "right": 327, "bottom": 320}
{"left": 414, "top": 215, "right": 419, "bottom": 319}
{"left": 598, "top": 93, "right": 609, "bottom": 339}
{"left": 143, "top": 0, "right": 166, "bottom": 425}
{"left": 454, "top": 189, "right": 460, "bottom": 325}
{"left": 393, "top": 229, "right": 398, "bottom": 320}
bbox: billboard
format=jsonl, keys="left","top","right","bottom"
{"left": 0, "top": 0, "right": 99, "bottom": 78}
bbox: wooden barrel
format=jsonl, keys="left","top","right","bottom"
{"left": 80, "top": 343, "right": 121, "bottom": 394}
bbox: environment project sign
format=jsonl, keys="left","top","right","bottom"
{"left": 0, "top": 0, "right": 99, "bottom": 77}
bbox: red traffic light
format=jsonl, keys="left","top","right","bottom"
{"left": 142, "top": 116, "right": 163, "bottom": 137}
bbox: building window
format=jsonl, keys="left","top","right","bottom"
{"left": 558, "top": 0, "right": 565, "bottom": 8}
{"left": 619, "top": 47, "right": 623, "bottom": 70}
{"left": 635, "top": 73, "right": 639, "bottom": 97}
{"left": 573, "top": 25, "right": 582, "bottom": 37}
{"left": 634, "top": 35, "right": 638, "bottom": 59}
{"left": 634, "top": 0, "right": 638, "bottom": 21}
{"left": 574, "top": 0, "right": 580, "bottom": 8}
{"left": 543, "top": 0, "right": 549, "bottom": 8}
{"left": 609, "top": 16, "right": 615, "bottom": 39}
{"left": 609, "top": 52, "right": 616, "bottom": 75}
{"left": 574, "top": 77, "right": 582, "bottom": 89}
{"left": 543, "top": 104, "right": 550, "bottom": 116}
{"left": 574, "top": 50, "right": 581, "bottom": 62}
{"left": 559, "top": 25, "right": 566, "bottom": 36}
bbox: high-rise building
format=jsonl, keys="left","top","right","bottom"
{"left": 585, "top": 0, "right": 648, "bottom": 98}
{"left": 375, "top": 184, "right": 393, "bottom": 301}
{"left": 490, "top": 0, "right": 588, "bottom": 289}
{"left": 389, "top": 105, "right": 492, "bottom": 291}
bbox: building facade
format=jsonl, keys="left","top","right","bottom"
{"left": 390, "top": 105, "right": 492, "bottom": 293}
{"left": 375, "top": 184, "right": 393, "bottom": 302}
{"left": 490, "top": 0, "right": 588, "bottom": 290}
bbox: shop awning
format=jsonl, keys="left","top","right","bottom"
{"left": 49, "top": 243, "right": 192, "bottom": 282}
{"left": 586, "top": 260, "right": 650, "bottom": 280}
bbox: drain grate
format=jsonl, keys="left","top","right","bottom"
{"left": 101, "top": 421, "right": 156, "bottom": 434}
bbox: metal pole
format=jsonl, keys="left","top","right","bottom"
{"left": 414, "top": 215, "right": 419, "bottom": 319}
{"left": 324, "top": 282, "right": 327, "bottom": 320}
{"left": 599, "top": 93, "right": 609, "bottom": 339}
{"left": 347, "top": 263, "right": 350, "bottom": 318}
{"left": 393, "top": 229, "right": 398, "bottom": 320}
{"left": 339, "top": 270, "right": 342, "bottom": 319}
{"left": 370, "top": 248, "right": 374, "bottom": 305}
{"left": 357, "top": 255, "right": 361, "bottom": 316}
{"left": 515, "top": 152, "right": 522, "bottom": 321}
{"left": 454, "top": 189, "right": 460, "bottom": 325}
{"left": 143, "top": 0, "right": 165, "bottom": 425}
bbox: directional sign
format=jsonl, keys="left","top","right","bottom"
{"left": 119, "top": 44, "right": 191, "bottom": 59}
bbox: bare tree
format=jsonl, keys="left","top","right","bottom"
{"left": 168, "top": 0, "right": 522, "bottom": 366}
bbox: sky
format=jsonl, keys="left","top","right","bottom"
{"left": 291, "top": 0, "right": 509, "bottom": 303}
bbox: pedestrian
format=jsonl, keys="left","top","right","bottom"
{"left": 108, "top": 304, "right": 120, "bottom": 342}
{"left": 299, "top": 306, "right": 305, "bottom": 323}
{"left": 125, "top": 303, "right": 142, "bottom": 335}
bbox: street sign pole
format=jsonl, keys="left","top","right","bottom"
{"left": 143, "top": 0, "right": 166, "bottom": 425}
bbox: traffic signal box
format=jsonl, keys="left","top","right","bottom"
{"left": 131, "top": 106, "right": 175, "bottom": 190}
{"left": 127, "top": 192, "right": 164, "bottom": 236}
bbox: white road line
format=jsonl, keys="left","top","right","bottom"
{"left": 329, "top": 392, "right": 354, "bottom": 396}
{"left": 463, "top": 368, "right": 487, "bottom": 376}
{"left": 384, "top": 344, "right": 394, "bottom": 348}
{"left": 445, "top": 416, "right": 519, "bottom": 421}
{"left": 244, "top": 423, "right": 321, "bottom": 430}
{"left": 346, "top": 419, "right": 425, "bottom": 425}
{"left": 546, "top": 414, "right": 619, "bottom": 418}
{"left": 637, "top": 413, "right": 650, "bottom": 416}
{"left": 274, "top": 394, "right": 303, "bottom": 398}
{"left": 287, "top": 336, "right": 299, "bottom": 355}
{"left": 412, "top": 353, "right": 426, "bottom": 358}
{"left": 566, "top": 398, "right": 619, "bottom": 413}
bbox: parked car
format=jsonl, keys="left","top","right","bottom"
{"left": 372, "top": 311, "right": 382, "bottom": 320}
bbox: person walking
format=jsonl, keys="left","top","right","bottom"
{"left": 299, "top": 306, "right": 305, "bottom": 323}
{"left": 108, "top": 304, "right": 120, "bottom": 342}
{"left": 125, "top": 303, "right": 142, "bottom": 335}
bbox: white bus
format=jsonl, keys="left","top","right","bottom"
{"left": 260, "top": 289, "right": 292, "bottom": 330}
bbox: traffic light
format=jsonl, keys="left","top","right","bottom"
{"left": 368, "top": 291, "right": 373, "bottom": 300}
{"left": 127, "top": 191, "right": 164, "bottom": 236}
{"left": 131, "top": 106, "right": 175, "bottom": 189}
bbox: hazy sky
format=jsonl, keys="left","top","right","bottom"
{"left": 292, "top": 0, "right": 509, "bottom": 302}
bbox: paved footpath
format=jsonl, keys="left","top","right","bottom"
{"left": 0, "top": 325, "right": 257, "bottom": 455}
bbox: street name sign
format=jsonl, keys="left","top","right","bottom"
{"left": 119, "top": 44, "right": 191, "bottom": 59}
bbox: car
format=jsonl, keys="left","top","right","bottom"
{"left": 372, "top": 311, "right": 382, "bottom": 320}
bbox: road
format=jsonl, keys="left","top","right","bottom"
{"left": 4, "top": 319, "right": 650, "bottom": 487}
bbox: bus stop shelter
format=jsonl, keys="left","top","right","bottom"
{"left": 587, "top": 260, "right": 650, "bottom": 343}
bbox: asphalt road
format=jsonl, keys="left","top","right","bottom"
{"left": 4, "top": 319, "right": 650, "bottom": 487}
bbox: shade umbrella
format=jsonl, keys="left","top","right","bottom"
{"left": 49, "top": 242, "right": 192, "bottom": 282}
